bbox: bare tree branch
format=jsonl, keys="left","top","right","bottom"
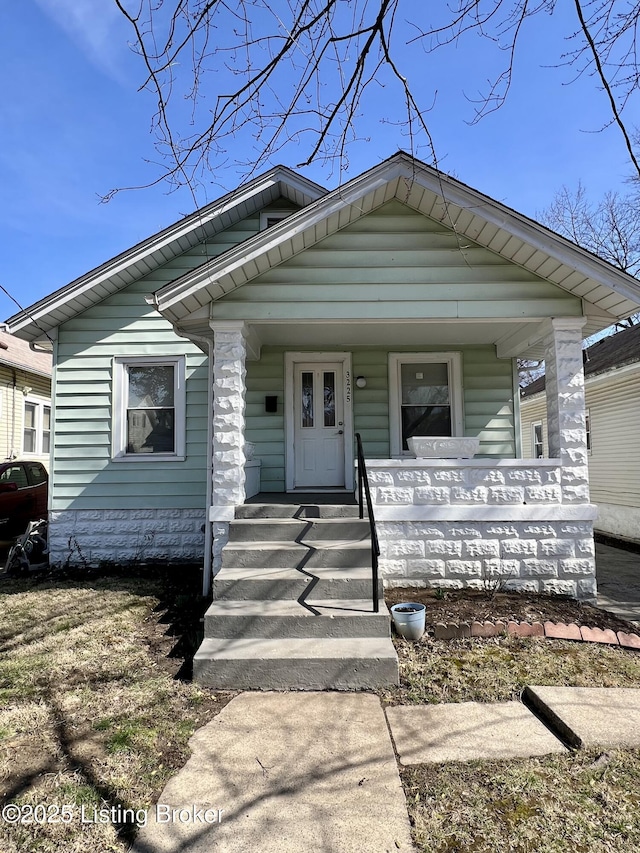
{"left": 109, "top": 0, "right": 640, "bottom": 196}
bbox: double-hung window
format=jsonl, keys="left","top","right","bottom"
{"left": 112, "top": 356, "right": 186, "bottom": 461}
{"left": 23, "top": 398, "right": 51, "bottom": 456}
{"left": 389, "top": 353, "right": 464, "bottom": 456}
{"left": 531, "top": 421, "right": 544, "bottom": 458}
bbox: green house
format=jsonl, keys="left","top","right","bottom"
{"left": 7, "top": 153, "right": 640, "bottom": 602}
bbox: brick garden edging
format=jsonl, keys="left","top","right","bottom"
{"left": 429, "top": 620, "right": 640, "bottom": 649}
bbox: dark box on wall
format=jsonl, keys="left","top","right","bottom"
{"left": 265, "top": 395, "right": 278, "bottom": 412}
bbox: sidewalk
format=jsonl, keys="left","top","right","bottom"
{"left": 133, "top": 692, "right": 414, "bottom": 853}
{"left": 133, "top": 686, "right": 640, "bottom": 853}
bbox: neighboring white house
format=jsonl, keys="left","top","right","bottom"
{"left": 0, "top": 330, "right": 52, "bottom": 466}
{"left": 521, "top": 323, "right": 640, "bottom": 546}
{"left": 5, "top": 152, "right": 640, "bottom": 601}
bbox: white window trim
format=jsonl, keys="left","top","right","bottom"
{"left": 112, "top": 356, "right": 186, "bottom": 462}
{"left": 22, "top": 397, "right": 51, "bottom": 457}
{"left": 259, "top": 210, "right": 292, "bottom": 230}
{"left": 531, "top": 421, "right": 544, "bottom": 459}
{"left": 389, "top": 352, "right": 464, "bottom": 457}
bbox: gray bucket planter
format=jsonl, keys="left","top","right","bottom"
{"left": 390, "top": 602, "right": 426, "bottom": 640}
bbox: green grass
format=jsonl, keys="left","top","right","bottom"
{"left": 404, "top": 749, "right": 640, "bottom": 853}
{"left": 385, "top": 632, "right": 640, "bottom": 852}
{"left": 381, "top": 634, "right": 640, "bottom": 705}
{"left": 0, "top": 573, "right": 233, "bottom": 853}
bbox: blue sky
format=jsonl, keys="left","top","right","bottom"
{"left": 0, "top": 1, "right": 635, "bottom": 323}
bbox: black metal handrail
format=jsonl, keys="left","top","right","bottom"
{"left": 355, "top": 432, "right": 380, "bottom": 613}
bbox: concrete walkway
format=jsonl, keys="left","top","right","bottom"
{"left": 133, "top": 692, "right": 414, "bottom": 853}
{"left": 596, "top": 542, "right": 640, "bottom": 624}
{"left": 133, "top": 685, "right": 640, "bottom": 852}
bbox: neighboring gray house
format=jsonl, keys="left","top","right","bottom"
{"left": 521, "top": 322, "right": 640, "bottom": 546}
{"left": 6, "top": 153, "right": 640, "bottom": 603}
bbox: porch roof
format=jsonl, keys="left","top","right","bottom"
{"left": 148, "top": 153, "right": 640, "bottom": 356}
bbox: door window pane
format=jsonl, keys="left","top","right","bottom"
{"left": 323, "top": 372, "right": 336, "bottom": 427}
{"left": 301, "top": 372, "right": 314, "bottom": 428}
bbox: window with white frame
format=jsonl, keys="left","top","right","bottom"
{"left": 389, "top": 353, "right": 464, "bottom": 456}
{"left": 112, "top": 356, "right": 186, "bottom": 460}
{"left": 531, "top": 421, "right": 544, "bottom": 458}
{"left": 585, "top": 408, "right": 591, "bottom": 453}
{"left": 23, "top": 398, "right": 51, "bottom": 456}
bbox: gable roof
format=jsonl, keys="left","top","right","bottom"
{"left": 0, "top": 330, "right": 52, "bottom": 378}
{"left": 521, "top": 322, "right": 640, "bottom": 398}
{"left": 148, "top": 153, "right": 640, "bottom": 348}
{"left": 6, "top": 152, "right": 640, "bottom": 352}
{"left": 3, "top": 166, "right": 326, "bottom": 343}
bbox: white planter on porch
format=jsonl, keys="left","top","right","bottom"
{"left": 407, "top": 436, "right": 480, "bottom": 459}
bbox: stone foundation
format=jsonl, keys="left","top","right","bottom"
{"left": 48, "top": 508, "right": 206, "bottom": 566}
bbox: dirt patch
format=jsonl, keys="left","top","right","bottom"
{"left": 385, "top": 587, "right": 638, "bottom": 633}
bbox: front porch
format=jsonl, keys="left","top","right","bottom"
{"left": 205, "top": 316, "right": 596, "bottom": 602}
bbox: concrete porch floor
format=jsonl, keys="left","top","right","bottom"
{"left": 244, "top": 491, "right": 357, "bottom": 505}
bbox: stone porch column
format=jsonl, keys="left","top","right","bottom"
{"left": 543, "top": 317, "right": 589, "bottom": 504}
{"left": 210, "top": 321, "right": 248, "bottom": 519}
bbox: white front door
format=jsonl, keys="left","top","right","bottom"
{"left": 293, "top": 362, "right": 345, "bottom": 488}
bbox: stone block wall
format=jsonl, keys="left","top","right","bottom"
{"left": 378, "top": 519, "right": 596, "bottom": 599}
{"left": 368, "top": 459, "right": 597, "bottom": 601}
{"left": 48, "top": 508, "right": 206, "bottom": 566}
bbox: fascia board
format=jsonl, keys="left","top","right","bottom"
{"left": 402, "top": 162, "right": 640, "bottom": 308}
{"left": 5, "top": 167, "right": 327, "bottom": 337}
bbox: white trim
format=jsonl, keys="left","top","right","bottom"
{"left": 512, "top": 358, "right": 522, "bottom": 458}
{"left": 111, "top": 355, "right": 186, "bottom": 462}
{"left": 388, "top": 352, "right": 464, "bottom": 457}
{"left": 151, "top": 154, "right": 640, "bottom": 326}
{"left": 374, "top": 504, "right": 598, "bottom": 522}
{"left": 364, "top": 457, "right": 561, "bottom": 469}
{"left": 531, "top": 421, "right": 544, "bottom": 459}
{"left": 284, "top": 351, "right": 354, "bottom": 492}
{"left": 22, "top": 396, "right": 51, "bottom": 457}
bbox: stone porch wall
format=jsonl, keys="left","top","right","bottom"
{"left": 368, "top": 459, "right": 597, "bottom": 600}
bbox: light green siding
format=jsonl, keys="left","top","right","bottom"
{"left": 212, "top": 201, "right": 582, "bottom": 322}
{"left": 245, "top": 344, "right": 515, "bottom": 492}
{"left": 53, "top": 202, "right": 294, "bottom": 511}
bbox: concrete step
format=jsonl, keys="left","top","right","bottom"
{"left": 236, "top": 503, "right": 360, "bottom": 519}
{"left": 204, "top": 598, "right": 390, "bottom": 639}
{"left": 221, "top": 541, "right": 371, "bottom": 569}
{"left": 228, "top": 518, "right": 371, "bottom": 542}
{"left": 213, "top": 566, "right": 383, "bottom": 601}
{"left": 193, "top": 636, "right": 399, "bottom": 690}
